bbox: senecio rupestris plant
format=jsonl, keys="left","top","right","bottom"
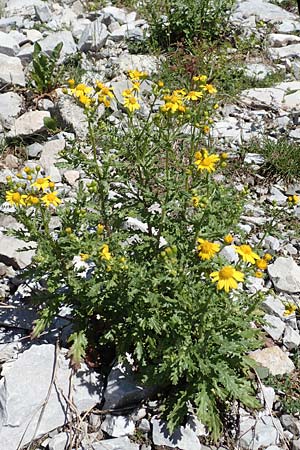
{"left": 3, "top": 71, "right": 268, "bottom": 439}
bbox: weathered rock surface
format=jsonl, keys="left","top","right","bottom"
{"left": 0, "top": 54, "right": 25, "bottom": 86}
{"left": 268, "top": 257, "right": 300, "bottom": 293}
{"left": 7, "top": 111, "right": 50, "bottom": 138}
{"left": 250, "top": 346, "right": 295, "bottom": 375}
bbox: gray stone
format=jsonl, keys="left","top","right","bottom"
{"left": 244, "top": 63, "right": 275, "bottom": 80}
{"left": 246, "top": 276, "right": 265, "bottom": 294}
{"left": 258, "top": 385, "right": 276, "bottom": 412}
{"left": 0, "top": 92, "right": 22, "bottom": 128}
{"left": 39, "top": 137, "right": 66, "bottom": 169}
{"left": 151, "top": 416, "right": 201, "bottom": 450}
{"left": 102, "top": 6, "right": 127, "bottom": 24}
{"left": 281, "top": 414, "right": 300, "bottom": 436}
{"left": 0, "top": 31, "right": 19, "bottom": 56}
{"left": 63, "top": 170, "right": 80, "bottom": 186}
{"left": 0, "top": 54, "right": 25, "bottom": 86}
{"left": 240, "top": 88, "right": 284, "bottom": 107}
{"left": 252, "top": 416, "right": 283, "bottom": 450}
{"left": 103, "top": 363, "right": 154, "bottom": 410}
{"left": 0, "top": 234, "right": 36, "bottom": 269}
{"left": 56, "top": 91, "right": 89, "bottom": 139}
{"left": 35, "top": 3, "right": 52, "bottom": 22}
{"left": 263, "top": 235, "right": 281, "bottom": 251}
{"left": 293, "top": 440, "right": 300, "bottom": 450}
{"left": 0, "top": 344, "right": 103, "bottom": 450}
{"left": 4, "top": 154, "right": 19, "bottom": 169}
{"left": 7, "top": 111, "right": 50, "bottom": 138}
{"left": 290, "top": 128, "right": 300, "bottom": 140}
{"left": 5, "top": 0, "right": 45, "bottom": 16}
{"left": 78, "top": 18, "right": 109, "bottom": 52}
{"left": 283, "top": 91, "right": 300, "bottom": 110}
{"left": 269, "top": 44, "right": 300, "bottom": 61}
{"left": 0, "top": 305, "right": 37, "bottom": 329}
{"left": 269, "top": 186, "right": 287, "bottom": 205}
{"left": 250, "top": 346, "right": 295, "bottom": 376}
{"left": 39, "top": 31, "right": 77, "bottom": 62}
{"left": 244, "top": 153, "right": 265, "bottom": 164}
{"left": 92, "top": 437, "right": 139, "bottom": 450}
{"left": 26, "top": 29, "right": 43, "bottom": 42}
{"left": 219, "top": 245, "right": 239, "bottom": 263}
{"left": 283, "top": 325, "right": 300, "bottom": 350}
{"left": 262, "top": 295, "right": 285, "bottom": 318}
{"left": 101, "top": 415, "right": 135, "bottom": 437}
{"left": 269, "top": 33, "right": 300, "bottom": 47}
{"left": 117, "top": 54, "right": 160, "bottom": 75}
{"left": 283, "top": 244, "right": 298, "bottom": 256}
{"left": 232, "top": 0, "right": 299, "bottom": 25}
{"left": 268, "top": 257, "right": 300, "bottom": 293}
{"left": 48, "top": 432, "right": 70, "bottom": 450}
{"left": 263, "top": 314, "right": 285, "bottom": 341}
{"left": 138, "top": 418, "right": 150, "bottom": 433}
{"left": 27, "top": 142, "right": 43, "bottom": 158}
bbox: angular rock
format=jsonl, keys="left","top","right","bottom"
{"left": 0, "top": 344, "right": 103, "bottom": 450}
{"left": 219, "top": 245, "right": 239, "bottom": 263}
{"left": 0, "top": 92, "right": 22, "bottom": 128}
{"left": 35, "top": 3, "right": 52, "bottom": 22}
{"left": 262, "top": 295, "right": 285, "bottom": 318}
{"left": 48, "top": 432, "right": 70, "bottom": 450}
{"left": 7, "top": 111, "right": 50, "bottom": 138}
{"left": 5, "top": 0, "right": 45, "bottom": 16}
{"left": 38, "top": 137, "right": 66, "bottom": 169}
{"left": 268, "top": 257, "right": 300, "bottom": 293}
{"left": 101, "top": 415, "right": 135, "bottom": 437}
{"left": 258, "top": 385, "right": 275, "bottom": 412}
{"left": 283, "top": 325, "right": 300, "bottom": 350}
{"left": 151, "top": 416, "right": 201, "bottom": 450}
{"left": 39, "top": 31, "right": 77, "bottom": 62}
{"left": 263, "top": 314, "right": 285, "bottom": 341}
{"left": 283, "top": 91, "right": 300, "bottom": 110}
{"left": 232, "top": 0, "right": 299, "bottom": 24}
{"left": 263, "top": 235, "right": 280, "bottom": 251}
{"left": 92, "top": 437, "right": 139, "bottom": 450}
{"left": 56, "top": 91, "right": 89, "bottom": 139}
{"left": 244, "top": 63, "right": 275, "bottom": 80}
{"left": 102, "top": 6, "right": 127, "bottom": 24}
{"left": 0, "top": 234, "right": 36, "bottom": 269}
{"left": 0, "top": 31, "right": 19, "bottom": 56}
{"left": 268, "top": 186, "right": 286, "bottom": 205}
{"left": 78, "top": 18, "right": 109, "bottom": 52}
{"left": 253, "top": 416, "right": 283, "bottom": 450}
{"left": 268, "top": 33, "right": 300, "bottom": 48}
{"left": 250, "top": 346, "right": 295, "bottom": 376}
{"left": 240, "top": 87, "right": 284, "bottom": 107}
{"left": 269, "top": 44, "right": 300, "bottom": 61}
{"left": 281, "top": 414, "right": 300, "bottom": 436}
{"left": 0, "top": 54, "right": 25, "bottom": 86}
{"left": 116, "top": 53, "right": 160, "bottom": 75}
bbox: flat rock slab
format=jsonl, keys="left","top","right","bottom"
{"left": 7, "top": 110, "right": 50, "bottom": 138}
{"left": 232, "top": 0, "right": 298, "bottom": 24}
{"left": 240, "top": 88, "right": 284, "bottom": 107}
{"left": 0, "top": 92, "right": 22, "bottom": 128}
{"left": 0, "top": 234, "right": 36, "bottom": 269}
{"left": 0, "top": 344, "right": 103, "bottom": 450}
{"left": 0, "top": 54, "right": 25, "bottom": 87}
{"left": 250, "top": 346, "right": 295, "bottom": 375}
{"left": 151, "top": 416, "right": 201, "bottom": 450}
{"left": 92, "top": 437, "right": 139, "bottom": 450}
{"left": 268, "top": 257, "right": 300, "bottom": 293}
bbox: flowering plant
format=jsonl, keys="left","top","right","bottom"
{"left": 3, "top": 71, "right": 265, "bottom": 439}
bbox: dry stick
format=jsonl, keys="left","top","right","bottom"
{"left": 17, "top": 338, "right": 60, "bottom": 450}
{"left": 254, "top": 368, "right": 289, "bottom": 450}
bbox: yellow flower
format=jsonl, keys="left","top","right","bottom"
{"left": 80, "top": 253, "right": 90, "bottom": 261}
{"left": 98, "top": 94, "right": 111, "bottom": 108}
{"left": 79, "top": 94, "right": 92, "bottom": 107}
{"left": 128, "top": 70, "right": 148, "bottom": 80}
{"left": 160, "top": 102, "right": 179, "bottom": 113}
{"left": 193, "top": 75, "right": 207, "bottom": 83}
{"left": 24, "top": 166, "right": 32, "bottom": 174}
{"left": 41, "top": 191, "right": 62, "bottom": 207}
{"left": 99, "top": 85, "right": 114, "bottom": 99}
{"left": 255, "top": 270, "right": 264, "bottom": 278}
{"left": 123, "top": 95, "right": 140, "bottom": 113}
{"left": 68, "top": 79, "right": 75, "bottom": 88}
{"left": 5, "top": 191, "right": 26, "bottom": 206}
{"left": 75, "top": 83, "right": 93, "bottom": 95}
{"left": 221, "top": 152, "right": 228, "bottom": 160}
{"left": 25, "top": 195, "right": 39, "bottom": 206}
{"left": 203, "top": 125, "right": 210, "bottom": 134}
{"left": 263, "top": 253, "right": 272, "bottom": 262}
{"left": 158, "top": 80, "right": 164, "bottom": 88}
{"left": 186, "top": 91, "right": 203, "bottom": 101}
{"left": 256, "top": 258, "right": 268, "bottom": 270}
{"left": 100, "top": 244, "right": 112, "bottom": 261}
{"left": 65, "top": 227, "right": 72, "bottom": 234}
{"left": 197, "top": 239, "right": 220, "bottom": 260}
{"left": 204, "top": 84, "right": 217, "bottom": 94}
{"left": 284, "top": 303, "right": 297, "bottom": 317}
{"left": 235, "top": 244, "right": 260, "bottom": 264}
{"left": 192, "top": 196, "right": 200, "bottom": 207}
{"left": 31, "top": 177, "right": 51, "bottom": 191}
{"left": 224, "top": 234, "right": 234, "bottom": 244}
{"left": 131, "top": 81, "right": 141, "bottom": 92}
{"left": 97, "top": 224, "right": 104, "bottom": 234}
{"left": 194, "top": 150, "right": 219, "bottom": 173}
{"left": 122, "top": 88, "right": 133, "bottom": 97}
{"left": 288, "top": 195, "right": 299, "bottom": 205}
{"left": 210, "top": 266, "right": 244, "bottom": 292}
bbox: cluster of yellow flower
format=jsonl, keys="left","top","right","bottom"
{"left": 5, "top": 167, "right": 61, "bottom": 208}
{"left": 196, "top": 237, "right": 272, "bottom": 292}
{"left": 288, "top": 194, "right": 299, "bottom": 205}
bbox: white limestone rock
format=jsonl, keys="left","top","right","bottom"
{"left": 263, "top": 314, "right": 285, "bottom": 341}
{"left": 151, "top": 416, "right": 202, "bottom": 450}
{"left": 240, "top": 87, "right": 285, "bottom": 108}
{"left": 0, "top": 92, "right": 22, "bottom": 128}
{"left": 78, "top": 18, "right": 109, "bottom": 52}
{"left": 250, "top": 346, "right": 295, "bottom": 375}
{"left": 101, "top": 415, "right": 135, "bottom": 437}
{"left": 268, "top": 33, "right": 300, "bottom": 47}
{"left": 0, "top": 54, "right": 25, "bottom": 86}
{"left": 0, "top": 344, "right": 103, "bottom": 450}
{"left": 283, "top": 325, "right": 300, "bottom": 350}
{"left": 92, "top": 437, "right": 140, "bottom": 450}
{"left": 39, "top": 31, "right": 77, "bottom": 62}
{"left": 268, "top": 257, "right": 300, "bottom": 293}
{"left": 7, "top": 111, "right": 50, "bottom": 138}
{"left": 0, "top": 234, "right": 36, "bottom": 269}
{"left": 0, "top": 31, "right": 19, "bottom": 56}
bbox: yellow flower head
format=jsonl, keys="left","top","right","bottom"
{"left": 194, "top": 150, "right": 219, "bottom": 173}
{"left": 123, "top": 95, "right": 140, "bottom": 113}
{"left": 256, "top": 258, "right": 268, "bottom": 270}
{"left": 97, "top": 224, "right": 104, "bottom": 234}
{"left": 235, "top": 244, "right": 260, "bottom": 264}
{"left": 158, "top": 80, "right": 164, "bottom": 88}
{"left": 98, "top": 94, "right": 111, "bottom": 108}
{"left": 25, "top": 195, "right": 39, "bottom": 206}
{"left": 204, "top": 84, "right": 217, "bottom": 94}
{"left": 31, "top": 177, "right": 51, "bottom": 191}
{"left": 263, "top": 253, "right": 273, "bottom": 262}
{"left": 284, "top": 302, "right": 297, "bottom": 317}
{"left": 128, "top": 70, "right": 148, "bottom": 80}
{"left": 203, "top": 125, "right": 210, "bottom": 134}
{"left": 210, "top": 266, "right": 244, "bottom": 292}
{"left": 80, "top": 253, "right": 90, "bottom": 261}
{"left": 41, "top": 191, "right": 62, "bottom": 207}
{"left": 224, "top": 234, "right": 234, "bottom": 244}
{"left": 75, "top": 83, "right": 92, "bottom": 95}
{"left": 6, "top": 191, "right": 26, "bottom": 206}
{"left": 288, "top": 194, "right": 299, "bottom": 205}
{"left": 255, "top": 270, "right": 264, "bottom": 278}
{"left": 99, "top": 85, "right": 114, "bottom": 99}
{"left": 193, "top": 75, "right": 207, "bottom": 83}
{"left": 100, "top": 244, "right": 112, "bottom": 261}
{"left": 192, "top": 196, "right": 200, "bottom": 208}
{"left": 131, "top": 81, "right": 141, "bottom": 92}
{"left": 197, "top": 239, "right": 220, "bottom": 260}
{"left": 186, "top": 91, "right": 203, "bottom": 101}
{"left": 122, "top": 88, "right": 133, "bottom": 97}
